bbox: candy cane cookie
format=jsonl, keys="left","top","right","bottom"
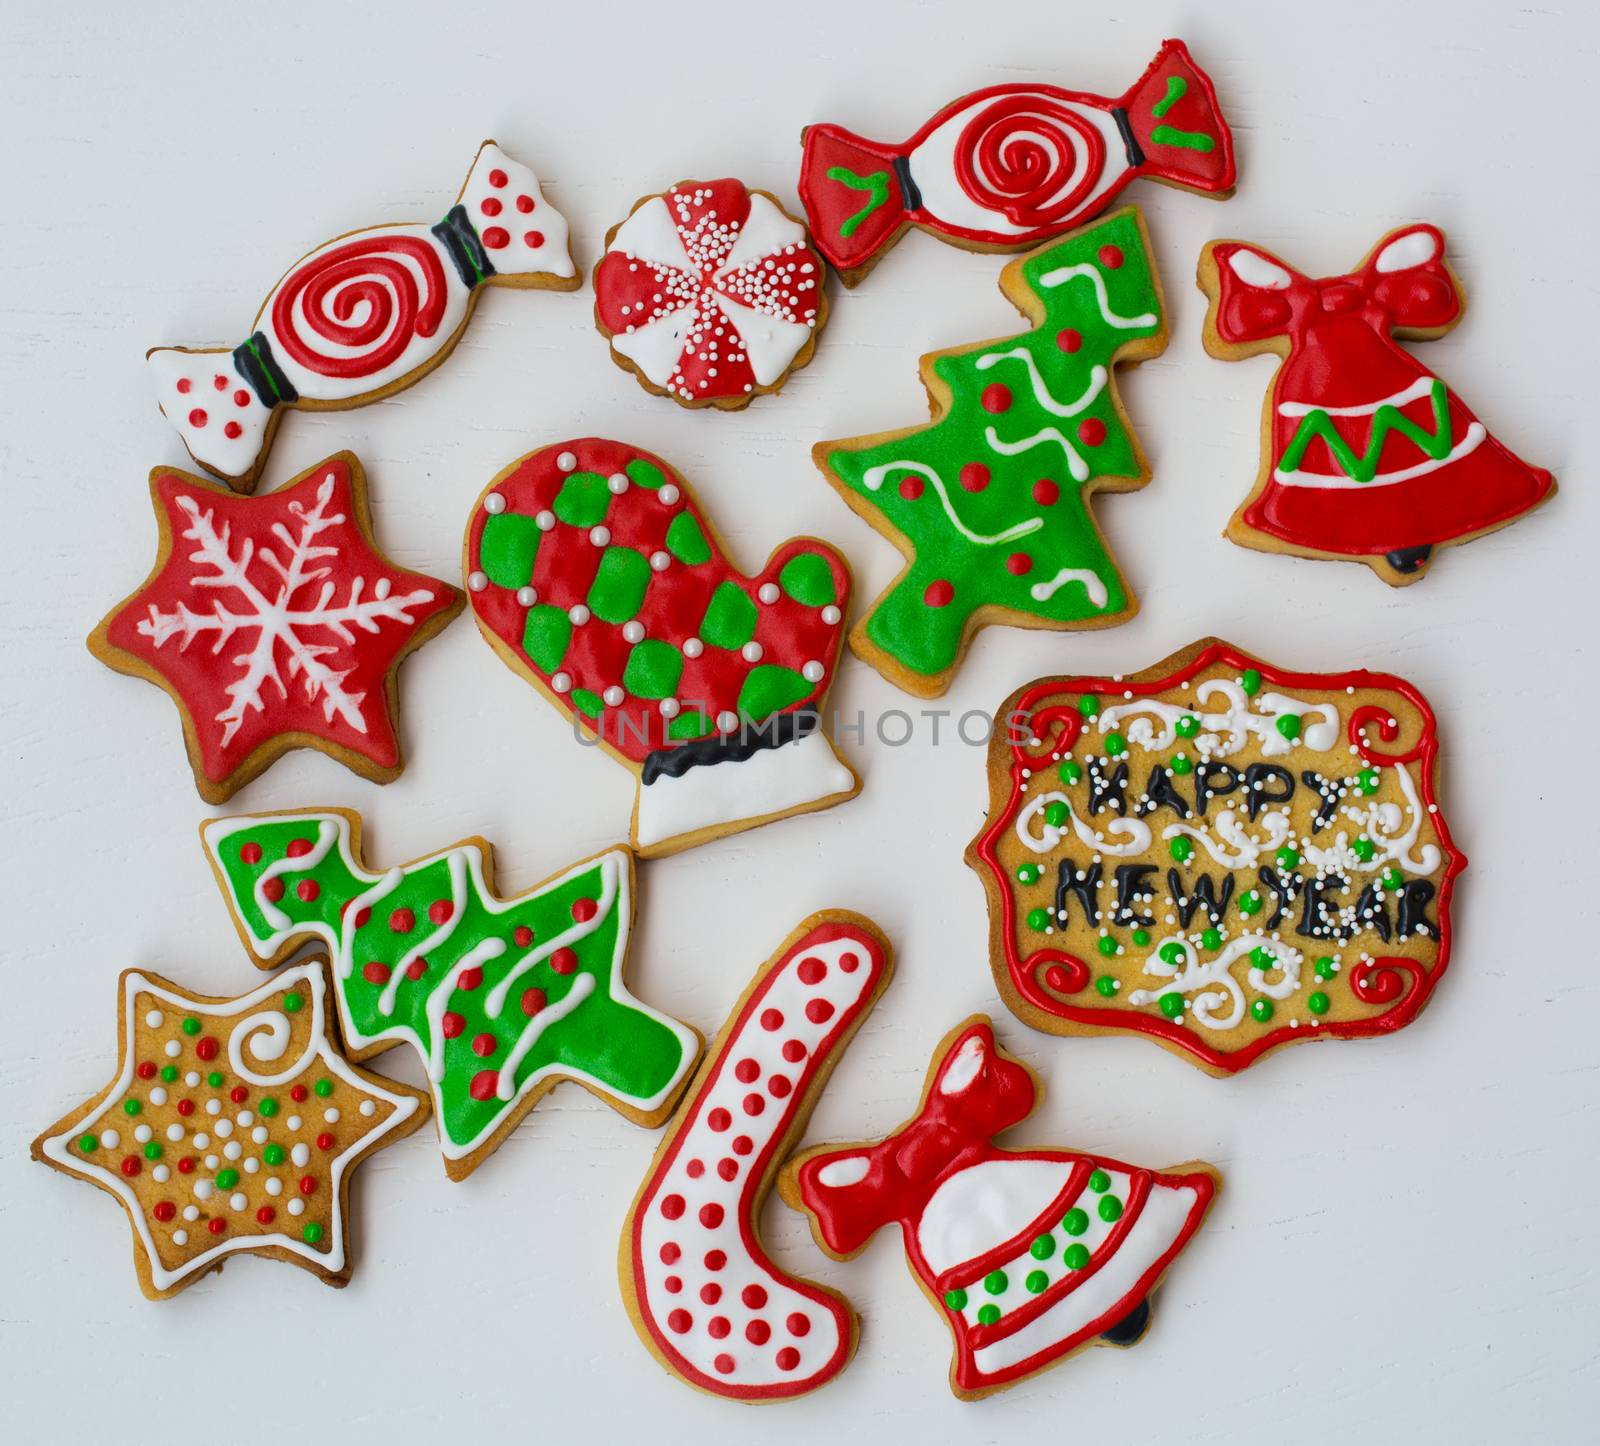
{"left": 619, "top": 912, "right": 891, "bottom": 1401}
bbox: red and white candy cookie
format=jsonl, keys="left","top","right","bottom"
{"left": 620, "top": 914, "right": 891, "bottom": 1401}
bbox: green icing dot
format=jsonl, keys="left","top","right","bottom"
{"left": 1030, "top": 1234, "right": 1055, "bottom": 1260}
{"left": 143, "top": 1142, "right": 162, "bottom": 1160}
{"left": 1096, "top": 935, "right": 1117, "bottom": 957}
{"left": 1251, "top": 998, "right": 1274, "bottom": 1023}
{"left": 78, "top": 1134, "right": 98, "bottom": 1153}
{"left": 1352, "top": 837, "right": 1377, "bottom": 862}
{"left": 1250, "top": 946, "right": 1273, "bottom": 969}
{"left": 1077, "top": 695, "right": 1099, "bottom": 719}
{"left": 944, "top": 1287, "right": 968, "bottom": 1312}
{"left": 1308, "top": 991, "right": 1330, "bottom": 1016}
{"left": 778, "top": 552, "right": 837, "bottom": 606}
{"left": 1201, "top": 928, "right": 1222, "bottom": 950}
{"left": 587, "top": 546, "right": 652, "bottom": 624}
{"left": 1058, "top": 760, "right": 1082, "bottom": 785}
{"left": 1238, "top": 890, "right": 1263, "bottom": 916}
{"left": 1381, "top": 866, "right": 1404, "bottom": 890}
{"left": 667, "top": 710, "right": 714, "bottom": 742}
{"left": 1175, "top": 715, "right": 1199, "bottom": 738}
{"left": 1043, "top": 801, "right": 1068, "bottom": 828}
{"left": 666, "top": 512, "right": 711, "bottom": 565}
{"left": 207, "top": 1071, "right": 224, "bottom": 1089}
{"left": 216, "top": 1168, "right": 239, "bottom": 1189}
{"left": 181, "top": 1017, "right": 201, "bottom": 1036}
{"left": 259, "top": 1097, "right": 279, "bottom": 1118}
{"left": 1275, "top": 713, "right": 1302, "bottom": 740}
{"left": 522, "top": 604, "right": 572, "bottom": 673}
{"left": 1132, "top": 928, "right": 1150, "bottom": 946}
{"left": 122, "top": 1098, "right": 141, "bottom": 1116}
{"left": 1064, "top": 1244, "right": 1090, "bottom": 1270}
{"left": 1276, "top": 847, "right": 1300, "bottom": 870}
{"left": 479, "top": 512, "right": 542, "bottom": 588}
{"left": 625, "top": 458, "right": 666, "bottom": 490}
{"left": 1169, "top": 837, "right": 1193, "bottom": 863}
{"left": 738, "top": 665, "right": 811, "bottom": 721}
{"left": 977, "top": 1304, "right": 1001, "bottom": 1326}
{"left": 983, "top": 1269, "right": 1008, "bottom": 1295}
{"left": 699, "top": 582, "right": 758, "bottom": 650}
{"left": 623, "top": 640, "right": 684, "bottom": 700}
{"left": 1314, "top": 956, "right": 1335, "bottom": 981}
{"left": 282, "top": 992, "right": 303, "bottom": 1014}
{"left": 1025, "top": 1270, "right": 1050, "bottom": 1295}
{"left": 1359, "top": 768, "right": 1381, "bottom": 795}
{"left": 1170, "top": 753, "right": 1193, "bottom": 775}
{"left": 263, "top": 1144, "right": 286, "bottom": 1166}
{"left": 1027, "top": 907, "right": 1051, "bottom": 931}
{"left": 160, "top": 1065, "right": 178, "bottom": 1083}
{"left": 570, "top": 687, "right": 604, "bottom": 719}
{"left": 1159, "top": 994, "right": 1185, "bottom": 1019}
{"left": 1158, "top": 941, "right": 1185, "bottom": 965}
{"left": 314, "top": 1079, "right": 333, "bottom": 1098}
{"left": 1240, "top": 668, "right": 1262, "bottom": 695}
{"left": 1089, "top": 1169, "right": 1110, "bottom": 1192}
{"left": 553, "top": 471, "right": 611, "bottom": 528}
{"left": 1061, "top": 1208, "right": 1088, "bottom": 1236}
{"left": 1016, "top": 863, "right": 1041, "bottom": 885}
{"left": 1095, "top": 975, "right": 1118, "bottom": 997}
{"left": 303, "top": 1222, "right": 326, "bottom": 1245}
{"left": 1099, "top": 1195, "right": 1123, "bottom": 1222}
{"left": 1104, "top": 732, "right": 1126, "bottom": 757}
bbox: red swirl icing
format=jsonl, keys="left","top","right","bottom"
{"left": 954, "top": 96, "right": 1105, "bottom": 227}
{"left": 270, "top": 235, "right": 447, "bottom": 380}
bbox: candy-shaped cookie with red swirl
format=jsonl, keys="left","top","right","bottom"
{"left": 148, "top": 140, "right": 578, "bottom": 492}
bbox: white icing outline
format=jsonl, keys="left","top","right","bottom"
{"left": 1037, "top": 263, "right": 1159, "bottom": 329}
{"left": 1014, "top": 790, "right": 1151, "bottom": 857}
{"left": 1128, "top": 935, "right": 1302, "bottom": 1031}
{"left": 861, "top": 460, "right": 1043, "bottom": 545}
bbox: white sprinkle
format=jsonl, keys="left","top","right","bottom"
{"left": 266, "top": 1177, "right": 283, "bottom": 1197}
{"left": 468, "top": 571, "right": 489, "bottom": 592}
{"left": 145, "top": 1010, "right": 164, "bottom": 1029}
{"left": 622, "top": 620, "right": 645, "bottom": 643}
{"left": 551, "top": 671, "right": 572, "bottom": 693}
{"left": 516, "top": 586, "right": 538, "bottom": 606}
{"left": 590, "top": 526, "right": 611, "bottom": 547}
{"left": 717, "top": 711, "right": 739, "bottom": 733}
{"left": 285, "top": 1116, "right": 301, "bottom": 1132}
{"left": 556, "top": 450, "right": 577, "bottom": 472}
{"left": 359, "top": 1100, "right": 376, "bottom": 1118}
{"left": 164, "top": 1040, "right": 181, "bottom": 1058}
{"left": 172, "top": 1229, "right": 188, "bottom": 1245}
{"left": 742, "top": 642, "right": 764, "bottom": 663}
{"left": 183, "top": 1204, "right": 199, "bottom": 1222}
{"left": 602, "top": 686, "right": 625, "bottom": 707}
{"left": 569, "top": 604, "right": 591, "bottom": 625}
{"left": 134, "top": 1124, "right": 152, "bottom": 1144}
{"left": 536, "top": 510, "right": 556, "bottom": 531}
{"left": 230, "top": 1192, "right": 247, "bottom": 1211}
{"left": 659, "top": 484, "right": 680, "bottom": 505}
{"left": 802, "top": 661, "right": 825, "bottom": 683}
{"left": 324, "top": 1107, "right": 340, "bottom": 1124}
{"left": 821, "top": 605, "right": 841, "bottom": 625}
{"left": 167, "top": 1123, "right": 184, "bottom": 1142}
{"left": 650, "top": 551, "right": 671, "bottom": 571}
{"left": 484, "top": 492, "right": 507, "bottom": 514}
{"left": 152, "top": 1164, "right": 170, "bottom": 1183}
{"left": 608, "top": 473, "right": 629, "bottom": 494}
{"left": 659, "top": 698, "right": 680, "bottom": 719}
{"left": 224, "top": 1141, "right": 242, "bottom": 1161}
{"left": 758, "top": 583, "right": 780, "bottom": 604}
{"left": 101, "top": 1129, "right": 119, "bottom": 1148}
{"left": 683, "top": 638, "right": 704, "bottom": 659}
{"left": 292, "top": 1143, "right": 310, "bottom": 1167}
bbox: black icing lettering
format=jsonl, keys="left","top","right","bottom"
{"left": 1112, "top": 864, "right": 1158, "bottom": 927}
{"left": 1352, "top": 880, "right": 1392, "bottom": 943}
{"left": 1397, "top": 879, "right": 1439, "bottom": 939}
{"left": 1257, "top": 866, "right": 1297, "bottom": 927}
{"left": 1300, "top": 771, "right": 1345, "bottom": 832}
{"left": 1168, "top": 869, "right": 1235, "bottom": 928}
{"left": 1137, "top": 764, "right": 1192, "bottom": 820}
{"left": 1243, "top": 764, "right": 1294, "bottom": 820}
{"left": 1194, "top": 762, "right": 1239, "bottom": 817}
{"left": 1296, "top": 871, "right": 1350, "bottom": 941}
{"left": 1087, "top": 758, "right": 1129, "bottom": 816}
{"left": 1055, "top": 858, "right": 1103, "bottom": 928}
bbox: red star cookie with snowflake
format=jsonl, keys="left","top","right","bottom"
{"left": 31, "top": 962, "right": 428, "bottom": 1299}
{"left": 594, "top": 179, "right": 828, "bottom": 408}
{"left": 89, "top": 453, "right": 462, "bottom": 802}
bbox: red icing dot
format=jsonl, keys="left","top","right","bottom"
{"left": 839, "top": 951, "right": 860, "bottom": 972}
{"left": 233, "top": 389, "right": 251, "bottom": 407}
{"left": 196, "top": 1037, "right": 218, "bottom": 1061}
{"left": 742, "top": 1284, "right": 768, "bottom": 1309}
{"left": 521, "top": 987, "right": 546, "bottom": 1017}
{"left": 1006, "top": 552, "right": 1034, "bottom": 576}
{"left": 660, "top": 1194, "right": 685, "bottom": 1221}
{"left": 746, "top": 1320, "right": 771, "bottom": 1346}
{"left": 441, "top": 1011, "right": 466, "bottom": 1039}
{"left": 239, "top": 841, "right": 262, "bottom": 865}
{"left": 230, "top": 1085, "right": 248, "bottom": 1103}
{"left": 177, "top": 1099, "right": 194, "bottom": 1117}
{"left": 797, "top": 957, "right": 826, "bottom": 985}
{"left": 713, "top": 1353, "right": 735, "bottom": 1375}
{"left": 698, "top": 1203, "right": 725, "bottom": 1229}
{"left": 1043, "top": 964, "right": 1073, "bottom": 991}
{"left": 685, "top": 1158, "right": 705, "bottom": 1179}
{"left": 734, "top": 1059, "right": 759, "bottom": 1084}
{"left": 516, "top": 194, "right": 535, "bottom": 213}
{"left": 786, "top": 1311, "right": 811, "bottom": 1337}
{"left": 261, "top": 878, "right": 284, "bottom": 905}
{"left": 513, "top": 926, "right": 535, "bottom": 948}
{"left": 480, "top": 197, "right": 503, "bottom": 217}
{"left": 805, "top": 999, "right": 836, "bottom": 1025}
{"left": 428, "top": 899, "right": 453, "bottom": 926}
{"left": 742, "top": 1093, "right": 765, "bottom": 1117}
{"left": 664, "top": 1275, "right": 681, "bottom": 1293}
{"left": 1033, "top": 478, "right": 1060, "bottom": 505}
{"left": 177, "top": 1156, "right": 195, "bottom": 1173}
{"left": 389, "top": 908, "right": 415, "bottom": 934}
{"left": 224, "top": 422, "right": 242, "bottom": 440}
{"left": 153, "top": 1201, "right": 176, "bottom": 1222}
{"left": 980, "top": 383, "right": 1013, "bottom": 413}
{"left": 316, "top": 1132, "right": 334, "bottom": 1150}
{"left": 291, "top": 1085, "right": 308, "bottom": 1102}
{"left": 659, "top": 1242, "right": 680, "bottom": 1264}
{"left": 759, "top": 1009, "right": 783, "bottom": 1032}
{"left": 716, "top": 1158, "right": 738, "bottom": 1181}
{"left": 768, "top": 1076, "right": 792, "bottom": 1099}
{"left": 406, "top": 958, "right": 427, "bottom": 981}
{"left": 924, "top": 579, "right": 955, "bottom": 608}
{"left": 704, "top": 1250, "right": 727, "bottom": 1270}
{"left": 898, "top": 476, "right": 924, "bottom": 501}
{"left": 457, "top": 967, "right": 483, "bottom": 991}
{"left": 213, "top": 374, "right": 228, "bottom": 391}
{"left": 488, "top": 168, "right": 508, "bottom": 188}
{"left": 776, "top": 1347, "right": 801, "bottom": 1371}
{"left": 296, "top": 879, "right": 319, "bottom": 902}
{"left": 120, "top": 1156, "right": 140, "bottom": 1177}
{"left": 707, "top": 1107, "right": 731, "bottom": 1132}
{"left": 550, "top": 948, "right": 577, "bottom": 975}
{"left": 482, "top": 226, "right": 510, "bottom": 250}
{"left": 256, "top": 1206, "right": 275, "bottom": 1224}
{"left": 571, "top": 897, "right": 598, "bottom": 923}
{"left": 137, "top": 1061, "right": 157, "bottom": 1080}
{"left": 363, "top": 961, "right": 392, "bottom": 985}
{"left": 298, "top": 1175, "right": 317, "bottom": 1195}
{"left": 708, "top": 1318, "right": 731, "bottom": 1340}
{"left": 176, "top": 377, "right": 192, "bottom": 394}
{"left": 667, "top": 1309, "right": 692, "bottom": 1334}
{"left": 1098, "top": 244, "right": 1124, "bottom": 269}
{"left": 348, "top": 905, "right": 372, "bottom": 928}
{"left": 1077, "top": 417, "right": 1107, "bottom": 447}
{"left": 207, "top": 1218, "right": 226, "bottom": 1236}
{"left": 286, "top": 837, "right": 314, "bottom": 858}
{"left": 471, "top": 1032, "right": 498, "bottom": 1057}
{"left": 731, "top": 1136, "right": 753, "bottom": 1156}
{"left": 700, "top": 1283, "right": 722, "bottom": 1305}
{"left": 523, "top": 231, "right": 544, "bottom": 248}
{"left": 781, "top": 1040, "right": 805, "bottom": 1063}
{"left": 469, "top": 1070, "right": 499, "bottom": 1102}
{"left": 1057, "top": 328, "right": 1083, "bottom": 353}
{"left": 958, "top": 462, "right": 990, "bottom": 492}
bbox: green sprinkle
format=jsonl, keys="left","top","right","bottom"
{"left": 1059, "top": 760, "right": 1082, "bottom": 785}
{"left": 1043, "top": 801, "right": 1069, "bottom": 828}
{"left": 1276, "top": 847, "right": 1300, "bottom": 870}
{"left": 1250, "top": 998, "right": 1274, "bottom": 1023}
{"left": 1381, "top": 866, "right": 1404, "bottom": 890}
{"left": 944, "top": 1287, "right": 968, "bottom": 1311}
{"left": 259, "top": 1097, "right": 279, "bottom": 1118}
{"left": 160, "top": 1065, "right": 178, "bottom": 1083}
{"left": 1095, "top": 975, "right": 1119, "bottom": 998}
{"left": 1359, "top": 768, "right": 1381, "bottom": 795}
{"left": 216, "top": 1168, "right": 239, "bottom": 1189}
{"left": 181, "top": 1017, "right": 201, "bottom": 1036}
{"left": 1030, "top": 1234, "right": 1056, "bottom": 1260}
{"left": 984, "top": 1269, "right": 1008, "bottom": 1296}
{"left": 1064, "top": 1244, "right": 1090, "bottom": 1270}
{"left": 1250, "top": 946, "right": 1273, "bottom": 969}
{"left": 143, "top": 1142, "right": 162, "bottom": 1161}
{"left": 1308, "top": 991, "right": 1331, "bottom": 1016}
{"left": 1096, "top": 935, "right": 1117, "bottom": 957}
{"left": 78, "top": 1134, "right": 98, "bottom": 1153}
{"left": 1099, "top": 1195, "right": 1123, "bottom": 1222}
{"left": 1089, "top": 1169, "right": 1110, "bottom": 1192}
{"left": 302, "top": 1222, "right": 325, "bottom": 1245}
{"left": 977, "top": 1304, "right": 1001, "bottom": 1326}
{"left": 263, "top": 1144, "right": 286, "bottom": 1167}
{"left": 1170, "top": 753, "right": 1193, "bottom": 775}
{"left": 1077, "top": 695, "right": 1099, "bottom": 719}
{"left": 1027, "top": 907, "right": 1051, "bottom": 931}
{"left": 314, "top": 1079, "right": 333, "bottom": 1098}
{"left": 1062, "top": 1208, "right": 1088, "bottom": 1236}
{"left": 1159, "top": 994, "right": 1185, "bottom": 1019}
{"left": 1104, "top": 733, "right": 1126, "bottom": 757}
{"left": 1238, "top": 890, "right": 1263, "bottom": 916}
{"left": 1169, "top": 837, "right": 1193, "bottom": 863}
{"left": 1276, "top": 713, "right": 1301, "bottom": 740}
{"left": 283, "top": 992, "right": 304, "bottom": 1014}
{"left": 1240, "top": 669, "right": 1262, "bottom": 695}
{"left": 207, "top": 1072, "right": 224, "bottom": 1089}
{"left": 1025, "top": 1270, "right": 1050, "bottom": 1295}
{"left": 1175, "top": 714, "right": 1199, "bottom": 739}
{"left": 1159, "top": 941, "right": 1186, "bottom": 965}
{"left": 122, "top": 1098, "right": 141, "bottom": 1116}
{"left": 1132, "top": 928, "right": 1150, "bottom": 946}
{"left": 1016, "top": 863, "right": 1041, "bottom": 885}
{"left": 1201, "top": 928, "right": 1222, "bottom": 950}
{"left": 1352, "top": 837, "right": 1376, "bottom": 862}
{"left": 1314, "top": 956, "right": 1336, "bottom": 981}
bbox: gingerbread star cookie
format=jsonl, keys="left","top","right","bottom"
{"left": 89, "top": 453, "right": 461, "bottom": 803}
{"left": 32, "top": 963, "right": 427, "bottom": 1299}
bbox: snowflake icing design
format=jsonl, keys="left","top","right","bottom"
{"left": 98, "top": 457, "right": 457, "bottom": 791}
{"left": 595, "top": 179, "right": 824, "bottom": 404}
